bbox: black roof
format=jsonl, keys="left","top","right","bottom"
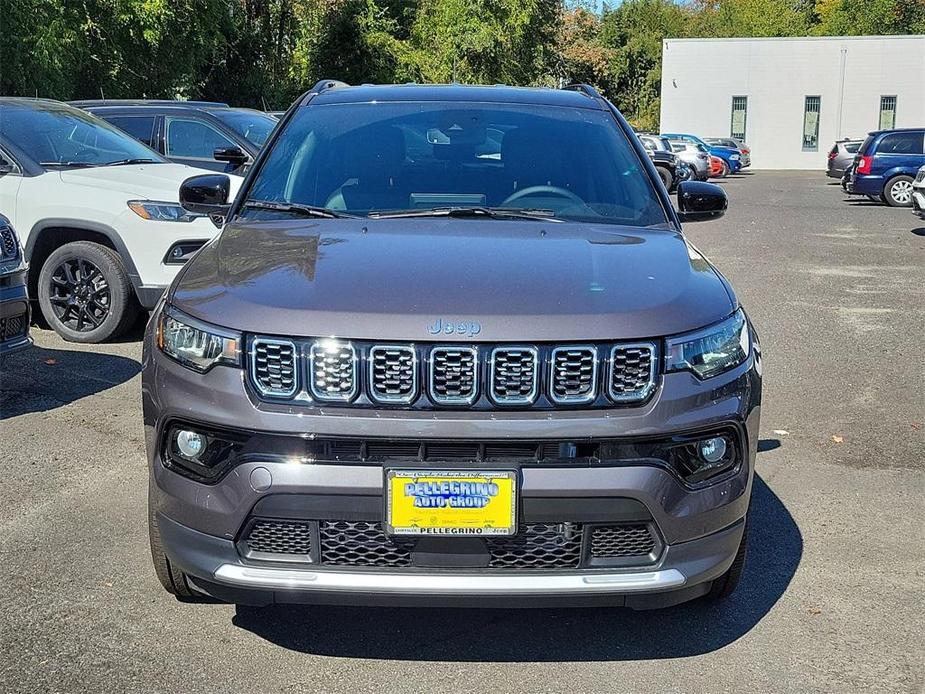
{"left": 302, "top": 83, "right": 603, "bottom": 110}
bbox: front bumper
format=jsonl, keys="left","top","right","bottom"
{"left": 144, "top": 324, "right": 761, "bottom": 607}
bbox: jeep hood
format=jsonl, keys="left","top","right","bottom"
{"left": 172, "top": 219, "right": 736, "bottom": 341}
{"left": 58, "top": 163, "right": 239, "bottom": 200}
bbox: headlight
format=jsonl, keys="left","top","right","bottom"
{"left": 665, "top": 309, "right": 750, "bottom": 379}
{"left": 730, "top": 154, "right": 740, "bottom": 160}
{"left": 128, "top": 200, "right": 198, "bottom": 222}
{"left": 157, "top": 308, "right": 241, "bottom": 372}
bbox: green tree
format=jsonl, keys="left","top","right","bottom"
{"left": 813, "top": 0, "right": 925, "bottom": 35}
{"left": 599, "top": 0, "right": 688, "bottom": 129}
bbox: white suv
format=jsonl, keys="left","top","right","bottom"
{"left": 0, "top": 98, "right": 241, "bottom": 342}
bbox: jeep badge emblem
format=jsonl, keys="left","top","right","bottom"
{"left": 427, "top": 318, "right": 481, "bottom": 337}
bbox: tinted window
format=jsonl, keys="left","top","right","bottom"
{"left": 845, "top": 142, "right": 860, "bottom": 154}
{"left": 165, "top": 117, "right": 235, "bottom": 159}
{"left": 209, "top": 109, "right": 276, "bottom": 148}
{"left": 245, "top": 102, "right": 668, "bottom": 227}
{"left": 0, "top": 104, "right": 163, "bottom": 166}
{"left": 104, "top": 115, "right": 156, "bottom": 147}
{"left": 876, "top": 132, "right": 924, "bottom": 154}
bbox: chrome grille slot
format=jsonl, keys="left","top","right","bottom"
{"left": 369, "top": 345, "right": 417, "bottom": 403}
{"left": 250, "top": 338, "right": 298, "bottom": 397}
{"left": 309, "top": 340, "right": 357, "bottom": 401}
{"left": 550, "top": 346, "right": 598, "bottom": 404}
{"left": 589, "top": 524, "right": 656, "bottom": 558}
{"left": 429, "top": 347, "right": 478, "bottom": 404}
{"left": 609, "top": 343, "right": 657, "bottom": 402}
{"left": 490, "top": 347, "right": 538, "bottom": 404}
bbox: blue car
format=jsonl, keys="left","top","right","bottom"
{"left": 848, "top": 128, "right": 925, "bottom": 207}
{"left": 661, "top": 133, "right": 742, "bottom": 175}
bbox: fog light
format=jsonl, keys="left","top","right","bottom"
{"left": 176, "top": 430, "right": 206, "bottom": 459}
{"left": 699, "top": 436, "right": 727, "bottom": 463}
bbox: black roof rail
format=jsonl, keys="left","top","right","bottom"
{"left": 298, "top": 79, "right": 350, "bottom": 107}
{"left": 562, "top": 83, "right": 603, "bottom": 100}
{"left": 310, "top": 79, "right": 349, "bottom": 94}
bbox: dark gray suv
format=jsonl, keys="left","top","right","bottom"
{"left": 144, "top": 82, "right": 762, "bottom": 609}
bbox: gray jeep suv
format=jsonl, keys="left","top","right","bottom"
{"left": 144, "top": 82, "right": 762, "bottom": 609}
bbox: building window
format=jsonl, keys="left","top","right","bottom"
{"left": 879, "top": 96, "right": 897, "bottom": 130}
{"left": 730, "top": 96, "right": 747, "bottom": 140}
{"left": 802, "top": 96, "right": 821, "bottom": 152}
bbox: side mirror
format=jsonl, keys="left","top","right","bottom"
{"left": 676, "top": 180, "right": 727, "bottom": 223}
{"left": 213, "top": 146, "right": 249, "bottom": 167}
{"left": 180, "top": 174, "right": 231, "bottom": 217}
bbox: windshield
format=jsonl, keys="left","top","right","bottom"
{"left": 210, "top": 109, "right": 277, "bottom": 148}
{"left": 0, "top": 104, "right": 164, "bottom": 167}
{"left": 243, "top": 102, "right": 668, "bottom": 227}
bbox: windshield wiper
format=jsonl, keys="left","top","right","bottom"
{"left": 242, "top": 200, "right": 357, "bottom": 219}
{"left": 39, "top": 161, "right": 96, "bottom": 168}
{"left": 368, "top": 206, "right": 557, "bottom": 221}
{"left": 102, "top": 158, "right": 161, "bottom": 166}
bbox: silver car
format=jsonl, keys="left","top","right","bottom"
{"left": 826, "top": 139, "right": 862, "bottom": 178}
{"left": 668, "top": 141, "right": 711, "bottom": 181}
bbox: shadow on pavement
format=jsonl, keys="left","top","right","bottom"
{"left": 232, "top": 474, "right": 801, "bottom": 661}
{"left": 0, "top": 344, "right": 140, "bottom": 419}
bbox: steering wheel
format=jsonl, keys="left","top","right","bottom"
{"left": 501, "top": 185, "right": 584, "bottom": 207}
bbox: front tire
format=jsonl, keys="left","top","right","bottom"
{"left": 884, "top": 175, "right": 914, "bottom": 207}
{"left": 656, "top": 166, "right": 672, "bottom": 190}
{"left": 37, "top": 241, "right": 138, "bottom": 343}
{"left": 149, "top": 501, "right": 197, "bottom": 599}
{"left": 705, "top": 519, "right": 748, "bottom": 601}
{"left": 719, "top": 160, "right": 730, "bottom": 178}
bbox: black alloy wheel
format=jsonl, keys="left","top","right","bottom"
{"left": 48, "top": 256, "right": 111, "bottom": 332}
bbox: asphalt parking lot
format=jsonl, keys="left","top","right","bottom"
{"left": 1, "top": 171, "right": 922, "bottom": 693}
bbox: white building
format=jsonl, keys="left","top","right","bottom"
{"left": 659, "top": 35, "right": 925, "bottom": 169}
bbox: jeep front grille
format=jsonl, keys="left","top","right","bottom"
{"left": 246, "top": 338, "right": 658, "bottom": 409}
{"left": 589, "top": 524, "right": 657, "bottom": 558}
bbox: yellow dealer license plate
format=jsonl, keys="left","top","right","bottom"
{"left": 385, "top": 470, "right": 517, "bottom": 537}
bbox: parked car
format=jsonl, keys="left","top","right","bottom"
{"left": 848, "top": 128, "right": 925, "bottom": 207}
{"left": 912, "top": 165, "right": 925, "bottom": 220}
{"left": 0, "top": 214, "right": 31, "bottom": 355}
{"left": 667, "top": 141, "right": 710, "bottom": 181}
{"left": 145, "top": 81, "right": 760, "bottom": 611}
{"left": 637, "top": 135, "right": 679, "bottom": 191}
{"left": 0, "top": 98, "right": 241, "bottom": 342}
{"left": 705, "top": 138, "right": 751, "bottom": 168}
{"left": 826, "top": 139, "right": 862, "bottom": 178}
{"left": 72, "top": 100, "right": 277, "bottom": 175}
{"left": 662, "top": 133, "right": 742, "bottom": 175}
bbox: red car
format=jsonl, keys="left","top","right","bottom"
{"left": 709, "top": 155, "right": 726, "bottom": 178}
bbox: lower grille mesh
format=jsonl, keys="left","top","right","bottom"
{"left": 589, "top": 525, "right": 656, "bottom": 558}
{"left": 0, "top": 313, "right": 27, "bottom": 341}
{"left": 241, "top": 519, "right": 658, "bottom": 568}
